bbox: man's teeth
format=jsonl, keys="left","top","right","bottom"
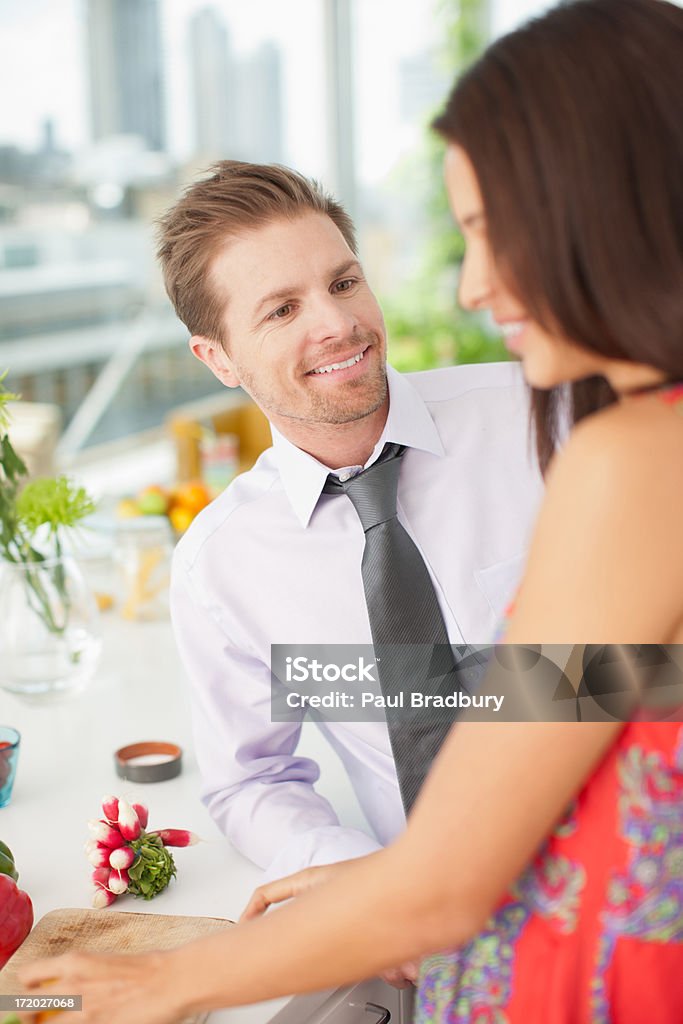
{"left": 311, "top": 350, "right": 365, "bottom": 374}
{"left": 500, "top": 322, "right": 525, "bottom": 338}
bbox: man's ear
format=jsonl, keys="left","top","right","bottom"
{"left": 189, "top": 335, "right": 240, "bottom": 388}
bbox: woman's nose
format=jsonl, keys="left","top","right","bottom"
{"left": 458, "top": 249, "right": 491, "bottom": 312}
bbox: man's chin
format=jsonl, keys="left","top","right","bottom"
{"left": 275, "top": 388, "right": 386, "bottom": 428}
{"left": 313, "top": 404, "right": 385, "bottom": 426}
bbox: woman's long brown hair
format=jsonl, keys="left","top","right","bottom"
{"left": 433, "top": 0, "right": 683, "bottom": 474}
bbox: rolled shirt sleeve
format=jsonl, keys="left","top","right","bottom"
{"left": 170, "top": 560, "right": 380, "bottom": 876}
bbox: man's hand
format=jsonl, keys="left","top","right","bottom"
{"left": 240, "top": 864, "right": 335, "bottom": 921}
{"left": 240, "top": 864, "right": 420, "bottom": 989}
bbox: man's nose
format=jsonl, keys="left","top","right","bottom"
{"left": 304, "top": 293, "right": 358, "bottom": 343}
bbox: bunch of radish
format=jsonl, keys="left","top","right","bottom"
{"left": 85, "top": 795, "right": 199, "bottom": 907}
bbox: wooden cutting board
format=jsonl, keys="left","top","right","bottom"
{"left": 0, "top": 907, "right": 233, "bottom": 1023}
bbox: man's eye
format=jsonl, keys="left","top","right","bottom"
{"left": 269, "top": 304, "right": 292, "bottom": 320}
{"left": 334, "top": 278, "right": 356, "bottom": 293}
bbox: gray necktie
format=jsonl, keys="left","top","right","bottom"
{"left": 324, "top": 444, "right": 463, "bottom": 811}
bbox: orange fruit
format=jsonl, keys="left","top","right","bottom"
{"left": 173, "top": 481, "right": 211, "bottom": 516}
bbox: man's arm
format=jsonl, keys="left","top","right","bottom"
{"left": 170, "top": 562, "right": 381, "bottom": 878}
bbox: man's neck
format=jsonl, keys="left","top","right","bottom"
{"left": 272, "top": 398, "right": 389, "bottom": 470}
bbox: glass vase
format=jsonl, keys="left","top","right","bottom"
{"left": 0, "top": 555, "right": 102, "bottom": 699}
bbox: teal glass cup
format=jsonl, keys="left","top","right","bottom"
{"left": 0, "top": 726, "right": 20, "bottom": 807}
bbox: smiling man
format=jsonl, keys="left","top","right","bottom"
{"left": 158, "top": 161, "right": 541, "bottom": 884}
{"left": 191, "top": 210, "right": 390, "bottom": 468}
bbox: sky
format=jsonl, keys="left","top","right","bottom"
{"left": 0, "top": 0, "right": 556, "bottom": 183}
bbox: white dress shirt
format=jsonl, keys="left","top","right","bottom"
{"left": 171, "top": 362, "right": 542, "bottom": 880}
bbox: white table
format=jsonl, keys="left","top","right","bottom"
{"left": 0, "top": 613, "right": 375, "bottom": 1023}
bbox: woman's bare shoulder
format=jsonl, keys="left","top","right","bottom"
{"left": 547, "top": 394, "right": 683, "bottom": 496}
{"left": 508, "top": 394, "right": 683, "bottom": 642}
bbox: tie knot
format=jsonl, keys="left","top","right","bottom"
{"left": 341, "top": 444, "right": 405, "bottom": 532}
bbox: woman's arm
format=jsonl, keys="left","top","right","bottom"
{"left": 20, "top": 719, "right": 621, "bottom": 1024}
{"left": 21, "top": 408, "right": 674, "bottom": 1022}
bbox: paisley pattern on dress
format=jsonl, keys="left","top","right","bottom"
{"left": 590, "top": 731, "right": 683, "bottom": 1022}
{"left": 417, "top": 905, "right": 529, "bottom": 1024}
{"left": 416, "top": 833, "right": 585, "bottom": 1023}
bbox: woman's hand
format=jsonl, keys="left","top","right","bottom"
{"left": 241, "top": 863, "right": 420, "bottom": 989}
{"left": 17, "top": 949, "right": 191, "bottom": 1024}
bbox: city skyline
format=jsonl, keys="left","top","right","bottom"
{"left": 87, "top": 0, "right": 166, "bottom": 151}
{"left": 0, "top": 0, "right": 560, "bottom": 186}
{"left": 189, "top": 8, "right": 284, "bottom": 163}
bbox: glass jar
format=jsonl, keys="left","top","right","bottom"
{"left": 115, "top": 516, "right": 173, "bottom": 621}
{"left": 201, "top": 431, "right": 239, "bottom": 493}
{"left": 0, "top": 555, "right": 102, "bottom": 700}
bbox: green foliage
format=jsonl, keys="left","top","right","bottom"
{"left": 0, "top": 371, "right": 20, "bottom": 433}
{"left": 382, "top": 0, "right": 506, "bottom": 374}
{"left": 0, "top": 371, "right": 95, "bottom": 564}
{"left": 0, "top": 371, "right": 97, "bottom": 638}
{"left": 386, "top": 301, "right": 508, "bottom": 374}
{"left": 17, "top": 478, "right": 95, "bottom": 536}
{"left": 0, "top": 378, "right": 30, "bottom": 565}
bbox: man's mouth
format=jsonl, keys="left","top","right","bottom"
{"left": 308, "top": 347, "right": 367, "bottom": 375}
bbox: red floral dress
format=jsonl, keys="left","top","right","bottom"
{"left": 415, "top": 385, "right": 683, "bottom": 1023}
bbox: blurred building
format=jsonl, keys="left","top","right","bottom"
{"left": 323, "top": 0, "right": 356, "bottom": 219}
{"left": 189, "top": 7, "right": 239, "bottom": 159}
{"left": 0, "top": 121, "right": 71, "bottom": 191}
{"left": 188, "top": 8, "right": 284, "bottom": 165}
{"left": 236, "top": 42, "right": 284, "bottom": 164}
{"left": 87, "top": 0, "right": 166, "bottom": 152}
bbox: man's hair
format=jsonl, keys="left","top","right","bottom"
{"left": 433, "top": 0, "right": 683, "bottom": 473}
{"left": 156, "top": 161, "right": 357, "bottom": 345}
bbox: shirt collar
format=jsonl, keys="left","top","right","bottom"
{"left": 272, "top": 365, "right": 445, "bottom": 528}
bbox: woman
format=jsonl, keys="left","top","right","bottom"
{"left": 20, "top": 0, "right": 683, "bottom": 1020}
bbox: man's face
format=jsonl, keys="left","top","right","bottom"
{"left": 192, "top": 212, "right": 388, "bottom": 432}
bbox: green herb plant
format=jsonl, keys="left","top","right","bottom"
{"left": 0, "top": 371, "right": 95, "bottom": 639}
{"left": 127, "top": 833, "right": 177, "bottom": 900}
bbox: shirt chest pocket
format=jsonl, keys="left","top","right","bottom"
{"left": 474, "top": 553, "right": 527, "bottom": 622}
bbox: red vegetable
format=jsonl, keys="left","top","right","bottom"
{"left": 0, "top": 741, "right": 12, "bottom": 790}
{"left": 0, "top": 872, "right": 33, "bottom": 968}
{"left": 109, "top": 845, "right": 135, "bottom": 870}
{"left": 101, "top": 795, "right": 119, "bottom": 823}
{"left": 148, "top": 829, "right": 199, "bottom": 848}
{"left": 87, "top": 819, "right": 125, "bottom": 849}
{"left": 108, "top": 868, "right": 129, "bottom": 895}
{"left": 131, "top": 802, "right": 149, "bottom": 830}
{"left": 92, "top": 886, "right": 117, "bottom": 908}
{"left": 117, "top": 799, "right": 141, "bottom": 842}
{"left": 87, "top": 843, "right": 112, "bottom": 868}
{"left": 91, "top": 866, "right": 110, "bottom": 887}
